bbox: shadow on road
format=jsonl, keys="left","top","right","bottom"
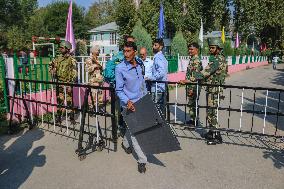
{"left": 0, "top": 129, "right": 46, "bottom": 189}
{"left": 263, "top": 149, "right": 284, "bottom": 169}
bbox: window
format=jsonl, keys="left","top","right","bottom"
{"left": 110, "top": 33, "right": 117, "bottom": 45}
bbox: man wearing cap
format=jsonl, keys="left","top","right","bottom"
{"left": 179, "top": 42, "right": 203, "bottom": 127}
{"left": 86, "top": 45, "right": 104, "bottom": 109}
{"left": 182, "top": 38, "right": 227, "bottom": 144}
{"left": 49, "top": 41, "right": 77, "bottom": 124}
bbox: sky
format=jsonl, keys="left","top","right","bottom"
{"left": 38, "top": 0, "right": 98, "bottom": 9}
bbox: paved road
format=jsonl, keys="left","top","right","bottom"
{"left": 1, "top": 64, "right": 284, "bottom": 189}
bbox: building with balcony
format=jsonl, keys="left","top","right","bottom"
{"left": 89, "top": 22, "right": 119, "bottom": 55}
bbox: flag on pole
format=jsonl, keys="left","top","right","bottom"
{"left": 221, "top": 26, "right": 225, "bottom": 43}
{"left": 158, "top": 3, "right": 165, "bottom": 38}
{"left": 199, "top": 19, "right": 203, "bottom": 48}
{"left": 235, "top": 32, "right": 239, "bottom": 48}
{"left": 65, "top": 0, "right": 76, "bottom": 52}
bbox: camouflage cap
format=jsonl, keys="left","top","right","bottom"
{"left": 208, "top": 38, "right": 223, "bottom": 49}
{"left": 60, "top": 41, "right": 72, "bottom": 50}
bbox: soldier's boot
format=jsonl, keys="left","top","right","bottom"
{"left": 214, "top": 131, "right": 223, "bottom": 144}
{"left": 138, "top": 163, "right": 146, "bottom": 173}
{"left": 204, "top": 130, "right": 216, "bottom": 145}
{"left": 69, "top": 112, "right": 76, "bottom": 125}
{"left": 55, "top": 114, "right": 62, "bottom": 124}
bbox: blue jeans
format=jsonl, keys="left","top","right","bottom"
{"left": 151, "top": 92, "right": 166, "bottom": 118}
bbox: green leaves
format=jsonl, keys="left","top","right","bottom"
{"left": 171, "top": 31, "right": 188, "bottom": 56}
{"left": 131, "top": 19, "right": 153, "bottom": 55}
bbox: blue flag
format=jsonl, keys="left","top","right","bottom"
{"left": 158, "top": 3, "right": 165, "bottom": 38}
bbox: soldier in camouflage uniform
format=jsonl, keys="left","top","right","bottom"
{"left": 49, "top": 41, "right": 77, "bottom": 124}
{"left": 182, "top": 38, "right": 227, "bottom": 144}
{"left": 85, "top": 45, "right": 104, "bottom": 109}
{"left": 179, "top": 42, "right": 203, "bottom": 126}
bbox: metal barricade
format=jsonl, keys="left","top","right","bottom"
{"left": 6, "top": 78, "right": 117, "bottom": 160}
{"left": 150, "top": 80, "right": 284, "bottom": 139}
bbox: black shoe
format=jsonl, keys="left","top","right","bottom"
{"left": 186, "top": 120, "right": 196, "bottom": 126}
{"left": 121, "top": 143, "right": 132, "bottom": 154}
{"left": 138, "top": 163, "right": 146, "bottom": 173}
{"left": 55, "top": 116, "right": 62, "bottom": 124}
{"left": 204, "top": 130, "right": 216, "bottom": 145}
{"left": 214, "top": 131, "right": 223, "bottom": 144}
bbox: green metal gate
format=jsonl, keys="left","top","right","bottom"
{"left": 0, "top": 57, "right": 8, "bottom": 114}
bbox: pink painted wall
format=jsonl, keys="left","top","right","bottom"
{"left": 227, "top": 61, "right": 268, "bottom": 74}
{"left": 168, "top": 61, "right": 269, "bottom": 82}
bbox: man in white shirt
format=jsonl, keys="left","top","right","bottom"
{"left": 272, "top": 55, "right": 279, "bottom": 70}
{"left": 139, "top": 47, "right": 153, "bottom": 92}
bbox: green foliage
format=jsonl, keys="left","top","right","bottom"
{"left": 171, "top": 31, "right": 188, "bottom": 56}
{"left": 76, "top": 39, "right": 88, "bottom": 56}
{"left": 233, "top": 0, "right": 284, "bottom": 50}
{"left": 131, "top": 20, "right": 153, "bottom": 55}
{"left": 115, "top": 0, "right": 138, "bottom": 39}
{"left": 44, "top": 1, "right": 87, "bottom": 39}
{"left": 201, "top": 0, "right": 230, "bottom": 31}
{"left": 0, "top": 0, "right": 37, "bottom": 49}
{"left": 27, "top": 8, "right": 49, "bottom": 38}
{"left": 6, "top": 26, "right": 28, "bottom": 50}
{"left": 85, "top": 0, "right": 115, "bottom": 29}
{"left": 201, "top": 41, "right": 209, "bottom": 56}
{"left": 223, "top": 40, "right": 234, "bottom": 56}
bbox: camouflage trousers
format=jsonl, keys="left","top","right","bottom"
{"left": 206, "top": 92, "right": 222, "bottom": 128}
{"left": 89, "top": 88, "right": 103, "bottom": 109}
{"left": 186, "top": 86, "right": 201, "bottom": 121}
{"left": 56, "top": 85, "right": 75, "bottom": 121}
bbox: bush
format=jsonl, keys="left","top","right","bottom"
{"left": 223, "top": 40, "right": 234, "bottom": 56}
{"left": 131, "top": 19, "right": 153, "bottom": 55}
{"left": 171, "top": 31, "right": 188, "bottom": 56}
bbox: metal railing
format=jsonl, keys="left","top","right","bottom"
{"left": 149, "top": 80, "right": 284, "bottom": 139}
{"left": 7, "top": 78, "right": 117, "bottom": 160}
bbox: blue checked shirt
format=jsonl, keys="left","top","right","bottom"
{"left": 149, "top": 51, "right": 168, "bottom": 92}
{"left": 115, "top": 59, "right": 147, "bottom": 107}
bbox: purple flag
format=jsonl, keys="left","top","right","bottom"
{"left": 235, "top": 32, "right": 239, "bottom": 48}
{"left": 65, "top": 0, "right": 76, "bottom": 52}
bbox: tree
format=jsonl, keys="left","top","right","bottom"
{"left": 6, "top": 26, "right": 28, "bottom": 50}
{"left": 44, "top": 1, "right": 87, "bottom": 38}
{"left": 27, "top": 8, "right": 49, "bottom": 38}
{"left": 179, "top": 0, "right": 202, "bottom": 43}
{"left": 201, "top": 0, "right": 230, "bottom": 32}
{"left": 137, "top": 0, "right": 159, "bottom": 39}
{"left": 171, "top": 31, "right": 188, "bottom": 56}
{"left": 0, "top": 0, "right": 37, "bottom": 49}
{"left": 233, "top": 0, "right": 284, "bottom": 50}
{"left": 85, "top": 0, "right": 115, "bottom": 29}
{"left": 223, "top": 40, "right": 234, "bottom": 56}
{"left": 131, "top": 20, "right": 153, "bottom": 55}
{"left": 115, "top": 0, "right": 138, "bottom": 39}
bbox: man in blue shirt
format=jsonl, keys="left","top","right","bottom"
{"left": 140, "top": 47, "right": 153, "bottom": 92}
{"left": 148, "top": 38, "right": 168, "bottom": 116}
{"left": 115, "top": 41, "right": 148, "bottom": 173}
